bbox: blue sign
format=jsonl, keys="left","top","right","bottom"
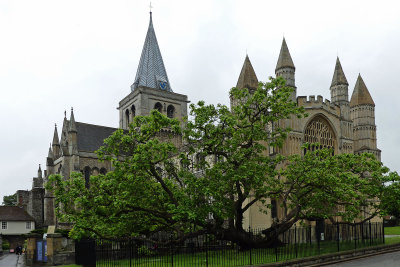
{"left": 36, "top": 240, "right": 48, "bottom": 262}
{"left": 36, "top": 241, "right": 42, "bottom": 261}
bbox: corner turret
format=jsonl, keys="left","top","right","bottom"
{"left": 350, "top": 74, "right": 380, "bottom": 160}
{"left": 275, "top": 38, "right": 296, "bottom": 102}
{"left": 231, "top": 55, "right": 258, "bottom": 108}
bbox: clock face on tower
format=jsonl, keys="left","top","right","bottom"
{"left": 159, "top": 81, "right": 167, "bottom": 90}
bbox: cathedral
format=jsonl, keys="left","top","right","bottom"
{"left": 17, "top": 12, "right": 380, "bottom": 230}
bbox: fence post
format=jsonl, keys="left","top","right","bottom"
{"left": 205, "top": 234, "right": 208, "bottom": 267}
{"left": 383, "top": 222, "right": 385, "bottom": 244}
{"left": 337, "top": 223, "right": 340, "bottom": 252}
{"left": 170, "top": 236, "right": 174, "bottom": 267}
{"left": 294, "top": 225, "right": 298, "bottom": 258}
{"left": 369, "top": 220, "right": 372, "bottom": 246}
{"left": 354, "top": 224, "right": 357, "bottom": 250}
{"left": 248, "top": 226, "right": 252, "bottom": 266}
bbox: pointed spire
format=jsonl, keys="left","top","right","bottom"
{"left": 350, "top": 74, "right": 375, "bottom": 107}
{"left": 68, "top": 108, "right": 77, "bottom": 132}
{"left": 131, "top": 12, "right": 172, "bottom": 92}
{"left": 331, "top": 57, "right": 348, "bottom": 87}
{"left": 52, "top": 124, "right": 60, "bottom": 145}
{"left": 38, "top": 164, "right": 42, "bottom": 178}
{"left": 236, "top": 55, "right": 258, "bottom": 90}
{"left": 275, "top": 38, "right": 295, "bottom": 72}
{"left": 48, "top": 144, "right": 54, "bottom": 159}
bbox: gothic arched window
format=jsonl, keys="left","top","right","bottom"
{"left": 131, "top": 105, "right": 136, "bottom": 119}
{"left": 304, "top": 116, "right": 336, "bottom": 154}
{"left": 167, "top": 105, "right": 175, "bottom": 118}
{"left": 84, "top": 166, "right": 91, "bottom": 188}
{"left": 100, "top": 168, "right": 107, "bottom": 175}
{"left": 125, "top": 109, "right": 130, "bottom": 128}
{"left": 154, "top": 102, "right": 162, "bottom": 113}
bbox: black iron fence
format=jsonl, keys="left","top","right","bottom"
{"left": 76, "top": 222, "right": 384, "bottom": 267}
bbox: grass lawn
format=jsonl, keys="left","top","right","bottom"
{"left": 384, "top": 226, "right": 400, "bottom": 235}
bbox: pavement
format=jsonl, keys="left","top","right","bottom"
{"left": 325, "top": 250, "right": 400, "bottom": 266}
{"left": 0, "top": 252, "right": 25, "bottom": 267}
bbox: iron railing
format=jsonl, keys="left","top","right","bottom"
{"left": 76, "top": 222, "right": 384, "bottom": 267}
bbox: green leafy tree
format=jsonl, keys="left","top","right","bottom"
{"left": 47, "top": 77, "right": 399, "bottom": 247}
{"left": 2, "top": 193, "right": 17, "bottom": 206}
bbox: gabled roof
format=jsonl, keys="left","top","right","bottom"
{"left": 76, "top": 122, "right": 117, "bottom": 152}
{"left": 350, "top": 74, "right": 375, "bottom": 107}
{"left": 0, "top": 206, "right": 35, "bottom": 221}
{"left": 131, "top": 12, "right": 172, "bottom": 92}
{"left": 330, "top": 57, "right": 348, "bottom": 87}
{"left": 275, "top": 38, "right": 295, "bottom": 71}
{"left": 236, "top": 55, "right": 258, "bottom": 90}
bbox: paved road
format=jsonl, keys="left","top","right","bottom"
{"left": 325, "top": 250, "right": 400, "bottom": 266}
{"left": 0, "top": 253, "right": 25, "bottom": 267}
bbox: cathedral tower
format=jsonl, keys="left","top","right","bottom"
{"left": 330, "top": 58, "right": 353, "bottom": 153}
{"left": 118, "top": 12, "right": 188, "bottom": 148}
{"left": 275, "top": 38, "right": 296, "bottom": 102}
{"left": 231, "top": 55, "right": 258, "bottom": 108}
{"left": 350, "top": 74, "right": 380, "bottom": 160}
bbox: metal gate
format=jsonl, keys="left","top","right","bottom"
{"left": 75, "top": 239, "right": 96, "bottom": 266}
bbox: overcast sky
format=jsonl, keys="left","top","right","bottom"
{"left": 1, "top": 0, "right": 399, "bottom": 201}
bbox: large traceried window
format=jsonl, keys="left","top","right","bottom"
{"left": 304, "top": 116, "right": 336, "bottom": 154}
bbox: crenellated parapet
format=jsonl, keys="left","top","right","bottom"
{"left": 297, "top": 95, "right": 340, "bottom": 117}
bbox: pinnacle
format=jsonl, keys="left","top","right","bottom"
{"left": 52, "top": 124, "right": 60, "bottom": 145}
{"left": 236, "top": 55, "right": 258, "bottom": 90}
{"left": 330, "top": 57, "right": 348, "bottom": 87}
{"left": 48, "top": 145, "right": 54, "bottom": 159}
{"left": 275, "top": 38, "right": 295, "bottom": 72}
{"left": 350, "top": 74, "right": 375, "bottom": 107}
{"left": 69, "top": 108, "right": 77, "bottom": 132}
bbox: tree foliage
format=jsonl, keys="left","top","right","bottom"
{"left": 47, "top": 77, "right": 399, "bottom": 247}
{"left": 2, "top": 193, "right": 17, "bottom": 206}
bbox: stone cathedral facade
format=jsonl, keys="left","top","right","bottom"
{"left": 17, "top": 13, "right": 380, "bottom": 230}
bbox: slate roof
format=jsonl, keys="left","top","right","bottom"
{"left": 131, "top": 12, "right": 172, "bottom": 92}
{"left": 331, "top": 57, "right": 349, "bottom": 87}
{"left": 236, "top": 55, "right": 258, "bottom": 90}
{"left": 350, "top": 74, "right": 375, "bottom": 107}
{"left": 0, "top": 206, "right": 35, "bottom": 221}
{"left": 276, "top": 38, "right": 295, "bottom": 71}
{"left": 76, "top": 122, "right": 117, "bottom": 152}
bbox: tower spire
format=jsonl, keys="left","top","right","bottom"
{"left": 52, "top": 124, "right": 60, "bottom": 145}
{"left": 350, "top": 74, "right": 375, "bottom": 107}
{"left": 275, "top": 38, "right": 295, "bottom": 72}
{"left": 275, "top": 38, "right": 296, "bottom": 101}
{"left": 131, "top": 12, "right": 172, "bottom": 92}
{"left": 331, "top": 57, "right": 348, "bottom": 87}
{"left": 236, "top": 55, "right": 258, "bottom": 91}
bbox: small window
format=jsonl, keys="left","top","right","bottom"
{"left": 26, "top": 221, "right": 32, "bottom": 229}
{"left": 84, "top": 166, "right": 91, "bottom": 189}
{"left": 154, "top": 102, "right": 162, "bottom": 113}
{"left": 167, "top": 105, "right": 175, "bottom": 118}
{"left": 1, "top": 221, "right": 7, "bottom": 229}
{"left": 131, "top": 105, "right": 136, "bottom": 118}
